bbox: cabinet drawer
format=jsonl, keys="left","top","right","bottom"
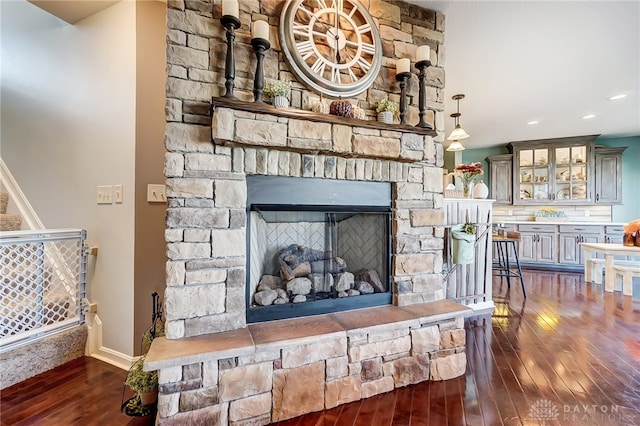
{"left": 559, "top": 225, "right": 602, "bottom": 234}
{"left": 605, "top": 225, "right": 625, "bottom": 234}
{"left": 519, "top": 224, "right": 557, "bottom": 233}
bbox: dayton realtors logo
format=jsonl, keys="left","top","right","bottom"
{"left": 528, "top": 399, "right": 559, "bottom": 424}
{"left": 563, "top": 404, "right": 632, "bottom": 423}
{"left": 528, "top": 399, "right": 635, "bottom": 424}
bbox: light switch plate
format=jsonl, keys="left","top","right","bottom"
{"left": 113, "top": 185, "right": 123, "bottom": 203}
{"left": 147, "top": 184, "right": 166, "bottom": 203}
{"left": 97, "top": 186, "right": 113, "bottom": 204}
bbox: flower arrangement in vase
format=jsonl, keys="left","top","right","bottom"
{"left": 263, "top": 79, "right": 292, "bottom": 108}
{"left": 455, "top": 162, "right": 484, "bottom": 198}
{"left": 375, "top": 97, "right": 398, "bottom": 124}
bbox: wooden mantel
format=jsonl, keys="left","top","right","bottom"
{"left": 211, "top": 97, "right": 438, "bottom": 138}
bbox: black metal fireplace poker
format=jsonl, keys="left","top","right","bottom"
{"left": 220, "top": 14, "right": 241, "bottom": 99}
{"left": 415, "top": 59, "right": 433, "bottom": 129}
{"left": 395, "top": 72, "right": 411, "bottom": 125}
{"left": 150, "top": 291, "right": 163, "bottom": 339}
{"left": 251, "top": 37, "right": 271, "bottom": 103}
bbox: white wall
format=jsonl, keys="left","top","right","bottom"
{"left": 1, "top": 0, "right": 136, "bottom": 357}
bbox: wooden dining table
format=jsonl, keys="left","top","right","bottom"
{"left": 580, "top": 242, "right": 640, "bottom": 292}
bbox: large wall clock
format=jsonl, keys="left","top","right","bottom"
{"left": 279, "top": 0, "right": 383, "bottom": 98}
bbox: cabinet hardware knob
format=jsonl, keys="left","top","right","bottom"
{"left": 596, "top": 194, "right": 599, "bottom": 202}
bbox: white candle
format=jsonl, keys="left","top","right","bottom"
{"left": 396, "top": 58, "right": 410, "bottom": 75}
{"left": 222, "top": 0, "right": 239, "bottom": 18}
{"left": 252, "top": 20, "right": 269, "bottom": 41}
{"left": 416, "top": 45, "right": 430, "bottom": 63}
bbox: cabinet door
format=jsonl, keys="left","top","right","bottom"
{"left": 559, "top": 234, "right": 580, "bottom": 264}
{"left": 537, "top": 233, "right": 557, "bottom": 263}
{"left": 518, "top": 232, "right": 537, "bottom": 262}
{"left": 578, "top": 234, "right": 602, "bottom": 264}
{"left": 516, "top": 148, "right": 551, "bottom": 203}
{"left": 595, "top": 149, "right": 625, "bottom": 204}
{"left": 488, "top": 156, "right": 513, "bottom": 205}
{"left": 554, "top": 145, "right": 591, "bottom": 203}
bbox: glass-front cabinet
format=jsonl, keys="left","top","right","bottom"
{"left": 508, "top": 135, "right": 597, "bottom": 205}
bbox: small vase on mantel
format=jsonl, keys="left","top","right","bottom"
{"left": 377, "top": 111, "right": 393, "bottom": 124}
{"left": 273, "top": 96, "right": 289, "bottom": 109}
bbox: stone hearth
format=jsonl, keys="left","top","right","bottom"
{"left": 152, "top": 1, "right": 467, "bottom": 424}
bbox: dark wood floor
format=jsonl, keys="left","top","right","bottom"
{"left": 2, "top": 270, "right": 639, "bottom": 426}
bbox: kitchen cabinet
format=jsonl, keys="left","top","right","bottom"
{"left": 508, "top": 135, "right": 598, "bottom": 205}
{"left": 558, "top": 225, "right": 603, "bottom": 265}
{"left": 595, "top": 147, "right": 626, "bottom": 204}
{"left": 486, "top": 154, "right": 513, "bottom": 205}
{"left": 518, "top": 224, "right": 557, "bottom": 263}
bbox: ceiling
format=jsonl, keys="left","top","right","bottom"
{"left": 420, "top": 0, "right": 640, "bottom": 149}
{"left": 28, "top": 0, "right": 119, "bottom": 24}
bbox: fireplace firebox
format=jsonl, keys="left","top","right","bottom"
{"left": 246, "top": 176, "right": 392, "bottom": 322}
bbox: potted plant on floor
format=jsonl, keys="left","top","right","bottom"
{"left": 125, "top": 356, "right": 158, "bottom": 406}
{"left": 122, "top": 293, "right": 164, "bottom": 417}
{"left": 376, "top": 97, "right": 397, "bottom": 124}
{"left": 263, "top": 79, "right": 292, "bottom": 109}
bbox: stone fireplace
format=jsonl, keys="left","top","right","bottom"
{"left": 147, "top": 1, "right": 470, "bottom": 425}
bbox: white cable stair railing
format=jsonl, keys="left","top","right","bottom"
{"left": 0, "top": 229, "right": 87, "bottom": 352}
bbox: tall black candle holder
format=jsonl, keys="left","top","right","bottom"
{"left": 220, "top": 15, "right": 241, "bottom": 99}
{"left": 415, "top": 59, "right": 433, "bottom": 129}
{"left": 395, "top": 71, "right": 411, "bottom": 125}
{"left": 251, "top": 37, "right": 271, "bottom": 103}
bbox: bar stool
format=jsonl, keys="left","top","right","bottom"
{"left": 492, "top": 232, "right": 526, "bottom": 298}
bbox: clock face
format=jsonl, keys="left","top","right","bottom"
{"left": 279, "top": 0, "right": 382, "bottom": 98}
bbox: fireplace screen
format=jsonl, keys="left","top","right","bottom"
{"left": 246, "top": 176, "right": 392, "bottom": 323}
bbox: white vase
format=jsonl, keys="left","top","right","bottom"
{"left": 273, "top": 96, "right": 289, "bottom": 109}
{"left": 377, "top": 111, "right": 393, "bottom": 124}
{"left": 473, "top": 180, "right": 489, "bottom": 199}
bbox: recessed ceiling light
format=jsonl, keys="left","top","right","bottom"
{"left": 527, "top": 121, "right": 539, "bottom": 125}
{"left": 582, "top": 114, "right": 596, "bottom": 120}
{"left": 607, "top": 94, "right": 627, "bottom": 101}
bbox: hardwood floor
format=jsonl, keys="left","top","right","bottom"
{"left": 0, "top": 357, "right": 153, "bottom": 426}
{"left": 1, "top": 270, "right": 638, "bottom": 425}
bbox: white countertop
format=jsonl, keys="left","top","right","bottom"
{"left": 496, "top": 220, "right": 626, "bottom": 226}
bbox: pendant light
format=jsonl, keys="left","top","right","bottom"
{"left": 446, "top": 140, "right": 466, "bottom": 152}
{"left": 446, "top": 94, "right": 469, "bottom": 151}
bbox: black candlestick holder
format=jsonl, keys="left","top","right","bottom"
{"left": 415, "top": 59, "right": 433, "bottom": 129}
{"left": 220, "top": 15, "right": 241, "bottom": 99}
{"left": 395, "top": 71, "right": 411, "bottom": 125}
{"left": 251, "top": 37, "right": 271, "bottom": 103}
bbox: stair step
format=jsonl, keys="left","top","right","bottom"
{"left": 0, "top": 213, "right": 22, "bottom": 231}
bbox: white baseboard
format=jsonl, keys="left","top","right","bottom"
{"left": 85, "top": 312, "right": 134, "bottom": 371}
